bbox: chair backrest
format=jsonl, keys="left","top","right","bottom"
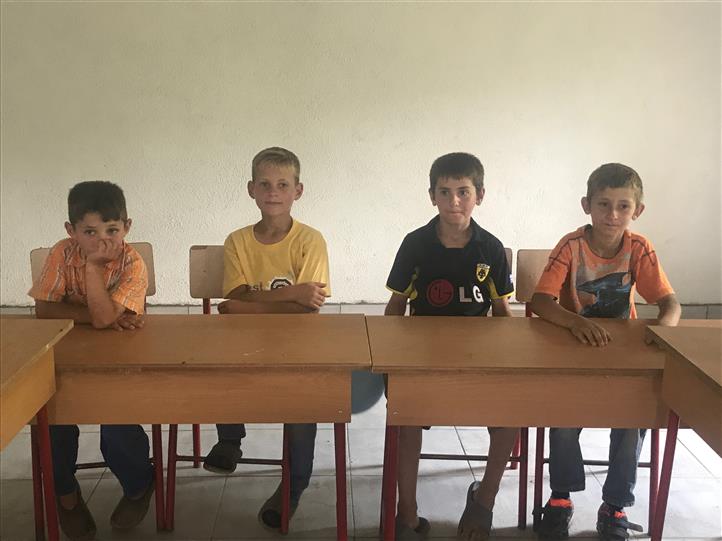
{"left": 514, "top": 249, "right": 551, "bottom": 303}
{"left": 504, "top": 247, "right": 512, "bottom": 273}
{"left": 30, "top": 242, "right": 156, "bottom": 297}
{"left": 189, "top": 245, "right": 224, "bottom": 300}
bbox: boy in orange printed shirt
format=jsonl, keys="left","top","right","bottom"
{"left": 29, "top": 181, "right": 153, "bottom": 540}
{"left": 530, "top": 163, "right": 680, "bottom": 541}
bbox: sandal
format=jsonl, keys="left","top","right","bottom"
{"left": 202, "top": 440, "right": 242, "bottom": 474}
{"left": 457, "top": 481, "right": 493, "bottom": 540}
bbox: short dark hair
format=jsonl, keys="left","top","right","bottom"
{"left": 251, "top": 147, "right": 301, "bottom": 183}
{"left": 587, "top": 163, "right": 644, "bottom": 204}
{"left": 67, "top": 181, "right": 127, "bottom": 225}
{"left": 429, "top": 152, "right": 484, "bottom": 193}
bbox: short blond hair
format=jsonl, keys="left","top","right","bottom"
{"left": 251, "top": 147, "right": 301, "bottom": 183}
{"left": 587, "top": 163, "right": 643, "bottom": 204}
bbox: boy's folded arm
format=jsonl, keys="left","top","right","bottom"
{"left": 656, "top": 293, "right": 681, "bottom": 326}
{"left": 530, "top": 292, "right": 611, "bottom": 346}
{"left": 84, "top": 264, "right": 127, "bottom": 328}
{"left": 218, "top": 299, "right": 315, "bottom": 314}
{"left": 227, "top": 283, "right": 326, "bottom": 311}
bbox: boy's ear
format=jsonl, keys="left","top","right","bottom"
{"left": 632, "top": 202, "right": 645, "bottom": 220}
{"left": 247, "top": 180, "right": 255, "bottom": 199}
{"left": 581, "top": 196, "right": 591, "bottom": 215}
{"left": 429, "top": 188, "right": 437, "bottom": 206}
{"left": 476, "top": 187, "right": 486, "bottom": 205}
{"left": 64, "top": 222, "right": 75, "bottom": 237}
{"left": 124, "top": 218, "right": 132, "bottom": 233}
{"left": 294, "top": 182, "right": 304, "bottom": 200}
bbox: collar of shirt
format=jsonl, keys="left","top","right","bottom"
{"left": 422, "top": 215, "right": 484, "bottom": 246}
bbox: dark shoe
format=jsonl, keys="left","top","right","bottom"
{"left": 394, "top": 515, "right": 431, "bottom": 540}
{"left": 537, "top": 498, "right": 573, "bottom": 540}
{"left": 457, "top": 481, "right": 492, "bottom": 540}
{"left": 110, "top": 479, "right": 155, "bottom": 530}
{"left": 596, "top": 503, "right": 643, "bottom": 541}
{"left": 56, "top": 489, "right": 97, "bottom": 541}
{"left": 203, "top": 440, "right": 243, "bottom": 474}
{"left": 258, "top": 483, "right": 299, "bottom": 530}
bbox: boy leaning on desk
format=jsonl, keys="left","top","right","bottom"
{"left": 384, "top": 152, "right": 519, "bottom": 541}
{"left": 210, "top": 146, "right": 330, "bottom": 530}
{"left": 530, "top": 163, "right": 681, "bottom": 541}
{"left": 29, "top": 181, "right": 154, "bottom": 540}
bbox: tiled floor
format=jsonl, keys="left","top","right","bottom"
{"left": 1, "top": 305, "right": 721, "bottom": 540}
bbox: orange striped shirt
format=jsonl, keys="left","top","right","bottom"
{"left": 28, "top": 238, "right": 147, "bottom": 315}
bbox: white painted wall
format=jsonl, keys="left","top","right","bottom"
{"left": 1, "top": 2, "right": 720, "bottom": 305}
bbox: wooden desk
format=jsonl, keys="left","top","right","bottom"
{"left": 51, "top": 314, "right": 371, "bottom": 541}
{"left": 647, "top": 323, "right": 722, "bottom": 541}
{"left": 1, "top": 317, "right": 73, "bottom": 541}
{"left": 368, "top": 316, "right": 669, "bottom": 541}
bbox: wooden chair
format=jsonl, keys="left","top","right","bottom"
{"left": 29, "top": 242, "right": 165, "bottom": 535}
{"left": 515, "top": 249, "right": 660, "bottom": 533}
{"left": 380, "top": 248, "right": 531, "bottom": 531}
{"left": 162, "top": 245, "right": 291, "bottom": 533}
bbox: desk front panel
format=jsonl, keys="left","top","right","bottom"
{"left": 48, "top": 368, "right": 351, "bottom": 425}
{"left": 386, "top": 370, "right": 668, "bottom": 428}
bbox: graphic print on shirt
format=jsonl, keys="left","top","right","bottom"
{"left": 575, "top": 250, "right": 632, "bottom": 318}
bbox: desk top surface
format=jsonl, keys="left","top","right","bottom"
{"left": 54, "top": 314, "right": 371, "bottom": 370}
{"left": 647, "top": 324, "right": 722, "bottom": 387}
{"left": 1, "top": 318, "right": 73, "bottom": 391}
{"left": 368, "top": 316, "right": 665, "bottom": 372}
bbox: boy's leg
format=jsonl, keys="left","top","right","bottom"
{"left": 548, "top": 428, "right": 585, "bottom": 494}
{"left": 602, "top": 428, "right": 646, "bottom": 508}
{"left": 397, "top": 426, "right": 423, "bottom": 528}
{"left": 50, "top": 425, "right": 97, "bottom": 539}
{"left": 537, "top": 428, "right": 584, "bottom": 539}
{"left": 100, "top": 424, "right": 154, "bottom": 530}
{"left": 204, "top": 424, "right": 246, "bottom": 474}
{"left": 258, "top": 423, "right": 317, "bottom": 529}
{"left": 474, "top": 427, "right": 518, "bottom": 508}
{"left": 50, "top": 425, "right": 81, "bottom": 498}
{"left": 458, "top": 427, "right": 518, "bottom": 540}
{"left": 596, "top": 429, "right": 646, "bottom": 540}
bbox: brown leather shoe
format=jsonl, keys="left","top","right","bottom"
{"left": 56, "top": 488, "right": 97, "bottom": 541}
{"left": 109, "top": 479, "right": 154, "bottom": 530}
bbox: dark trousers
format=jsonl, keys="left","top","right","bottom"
{"left": 50, "top": 424, "right": 153, "bottom": 498}
{"left": 216, "top": 423, "right": 317, "bottom": 501}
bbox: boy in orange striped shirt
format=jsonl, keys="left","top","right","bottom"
{"left": 29, "top": 181, "right": 154, "bottom": 540}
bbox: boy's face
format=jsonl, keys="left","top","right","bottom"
{"left": 248, "top": 162, "right": 303, "bottom": 218}
{"left": 581, "top": 187, "right": 644, "bottom": 239}
{"left": 65, "top": 212, "right": 130, "bottom": 257}
{"left": 429, "top": 176, "right": 484, "bottom": 227}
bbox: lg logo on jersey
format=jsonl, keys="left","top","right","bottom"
{"left": 427, "top": 279, "right": 485, "bottom": 307}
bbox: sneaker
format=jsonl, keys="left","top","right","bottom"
{"left": 258, "top": 483, "right": 299, "bottom": 530}
{"left": 56, "top": 488, "right": 97, "bottom": 541}
{"left": 536, "top": 498, "right": 573, "bottom": 540}
{"left": 110, "top": 479, "right": 155, "bottom": 530}
{"left": 596, "top": 503, "right": 643, "bottom": 541}
{"left": 394, "top": 515, "right": 431, "bottom": 540}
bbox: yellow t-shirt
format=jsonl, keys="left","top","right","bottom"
{"left": 222, "top": 220, "right": 331, "bottom": 298}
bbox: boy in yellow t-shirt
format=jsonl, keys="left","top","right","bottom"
{"left": 208, "top": 147, "right": 330, "bottom": 530}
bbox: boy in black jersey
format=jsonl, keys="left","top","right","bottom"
{"left": 385, "top": 152, "right": 518, "bottom": 540}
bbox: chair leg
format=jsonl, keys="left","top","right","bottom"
{"left": 192, "top": 424, "right": 201, "bottom": 468}
{"left": 651, "top": 413, "right": 679, "bottom": 541}
{"left": 36, "top": 407, "right": 59, "bottom": 541}
{"left": 518, "top": 427, "right": 528, "bottom": 529}
{"left": 649, "top": 428, "right": 659, "bottom": 532}
{"left": 31, "top": 425, "right": 46, "bottom": 541}
{"left": 151, "top": 425, "right": 165, "bottom": 531}
{"left": 165, "top": 425, "right": 178, "bottom": 531}
{"left": 280, "top": 425, "right": 291, "bottom": 535}
{"left": 379, "top": 419, "right": 392, "bottom": 534}
{"left": 510, "top": 432, "right": 521, "bottom": 470}
{"left": 532, "top": 427, "right": 545, "bottom": 531}
{"left": 382, "top": 425, "right": 399, "bottom": 541}
{"left": 334, "top": 423, "right": 348, "bottom": 541}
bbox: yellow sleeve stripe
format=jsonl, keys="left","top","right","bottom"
{"left": 488, "top": 277, "right": 514, "bottom": 300}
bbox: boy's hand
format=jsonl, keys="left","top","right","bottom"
{"left": 111, "top": 312, "right": 144, "bottom": 331}
{"left": 86, "top": 239, "right": 123, "bottom": 266}
{"left": 291, "top": 282, "right": 327, "bottom": 310}
{"left": 569, "top": 318, "right": 611, "bottom": 347}
{"left": 218, "top": 300, "right": 238, "bottom": 314}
